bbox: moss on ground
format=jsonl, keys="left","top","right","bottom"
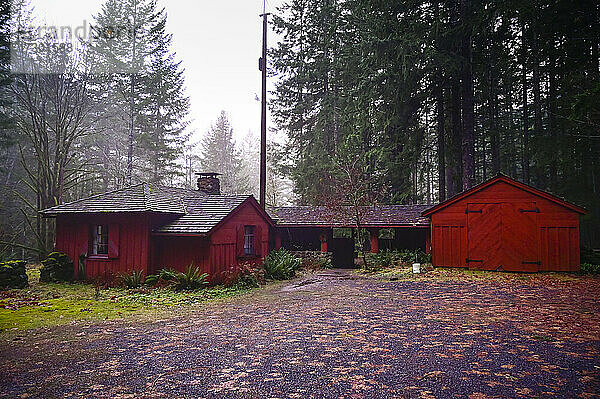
{"left": 357, "top": 264, "right": 586, "bottom": 282}
{"left": 0, "top": 265, "right": 253, "bottom": 332}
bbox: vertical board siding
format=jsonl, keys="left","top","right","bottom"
{"left": 152, "top": 236, "right": 210, "bottom": 274}
{"left": 540, "top": 226, "right": 578, "bottom": 272}
{"left": 152, "top": 200, "right": 272, "bottom": 283}
{"left": 53, "top": 213, "right": 151, "bottom": 279}
{"left": 429, "top": 180, "right": 583, "bottom": 272}
{"left": 432, "top": 224, "right": 466, "bottom": 267}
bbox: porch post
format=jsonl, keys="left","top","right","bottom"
{"left": 320, "top": 229, "right": 328, "bottom": 252}
{"left": 370, "top": 228, "right": 379, "bottom": 253}
{"left": 275, "top": 233, "right": 282, "bottom": 250}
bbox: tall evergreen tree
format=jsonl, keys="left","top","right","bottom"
{"left": 199, "top": 111, "right": 249, "bottom": 195}
{"left": 271, "top": 0, "right": 600, "bottom": 245}
{"left": 136, "top": 9, "right": 190, "bottom": 184}
{"left": 87, "top": 0, "right": 188, "bottom": 186}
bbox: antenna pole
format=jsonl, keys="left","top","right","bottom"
{"left": 259, "top": 8, "right": 269, "bottom": 209}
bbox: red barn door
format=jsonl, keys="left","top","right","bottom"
{"left": 466, "top": 203, "right": 503, "bottom": 270}
{"left": 502, "top": 202, "right": 539, "bottom": 272}
{"left": 467, "top": 202, "right": 540, "bottom": 271}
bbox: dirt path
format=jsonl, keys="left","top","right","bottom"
{"left": 1, "top": 270, "right": 599, "bottom": 398}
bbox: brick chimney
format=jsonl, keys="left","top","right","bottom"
{"left": 196, "top": 172, "right": 221, "bottom": 195}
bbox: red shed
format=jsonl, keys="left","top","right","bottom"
{"left": 42, "top": 174, "right": 275, "bottom": 282}
{"left": 423, "top": 174, "right": 586, "bottom": 272}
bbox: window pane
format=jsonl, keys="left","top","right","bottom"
{"left": 92, "top": 224, "right": 109, "bottom": 255}
{"left": 244, "top": 225, "right": 255, "bottom": 255}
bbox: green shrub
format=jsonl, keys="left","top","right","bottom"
{"left": 264, "top": 249, "right": 301, "bottom": 280}
{"left": 145, "top": 268, "right": 179, "bottom": 287}
{"left": 365, "top": 250, "right": 402, "bottom": 270}
{"left": 40, "top": 252, "right": 74, "bottom": 282}
{"left": 581, "top": 247, "right": 600, "bottom": 265}
{"left": 146, "top": 266, "right": 210, "bottom": 290}
{"left": 364, "top": 249, "right": 432, "bottom": 271}
{"left": 296, "top": 252, "right": 333, "bottom": 271}
{"left": 580, "top": 263, "right": 600, "bottom": 274}
{"left": 398, "top": 248, "right": 431, "bottom": 264}
{"left": 221, "top": 262, "right": 265, "bottom": 288}
{"left": 119, "top": 270, "right": 144, "bottom": 288}
{"left": 313, "top": 257, "right": 332, "bottom": 270}
{"left": 173, "top": 265, "right": 209, "bottom": 290}
{"left": 0, "top": 260, "right": 28, "bottom": 289}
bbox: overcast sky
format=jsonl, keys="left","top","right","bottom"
{"left": 29, "top": 0, "right": 283, "bottom": 145}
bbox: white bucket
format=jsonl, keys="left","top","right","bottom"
{"left": 412, "top": 263, "right": 421, "bottom": 274}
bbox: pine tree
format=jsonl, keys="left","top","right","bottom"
{"left": 199, "top": 111, "right": 249, "bottom": 195}
{"left": 136, "top": 7, "right": 190, "bottom": 184}
{"left": 240, "top": 130, "right": 260, "bottom": 196}
{"left": 87, "top": 0, "right": 185, "bottom": 186}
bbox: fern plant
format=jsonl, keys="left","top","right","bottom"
{"left": 263, "top": 249, "right": 301, "bottom": 280}
{"left": 119, "top": 270, "right": 143, "bottom": 288}
{"left": 173, "top": 265, "right": 209, "bottom": 290}
{"left": 145, "top": 268, "right": 178, "bottom": 286}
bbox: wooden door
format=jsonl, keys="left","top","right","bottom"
{"left": 502, "top": 202, "right": 539, "bottom": 272}
{"left": 467, "top": 203, "right": 503, "bottom": 270}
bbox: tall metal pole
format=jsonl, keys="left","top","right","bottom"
{"left": 259, "top": 10, "right": 269, "bottom": 209}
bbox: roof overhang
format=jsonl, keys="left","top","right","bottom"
{"left": 422, "top": 174, "right": 587, "bottom": 216}
{"left": 40, "top": 210, "right": 185, "bottom": 218}
{"left": 151, "top": 232, "right": 207, "bottom": 237}
{"left": 275, "top": 223, "right": 429, "bottom": 228}
{"left": 205, "top": 196, "right": 276, "bottom": 235}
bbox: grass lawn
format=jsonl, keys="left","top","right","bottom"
{"left": 0, "top": 265, "right": 253, "bottom": 332}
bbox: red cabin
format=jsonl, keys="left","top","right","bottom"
{"left": 423, "top": 174, "right": 586, "bottom": 272}
{"left": 42, "top": 174, "right": 275, "bottom": 281}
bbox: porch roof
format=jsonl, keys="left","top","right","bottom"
{"left": 269, "top": 205, "right": 430, "bottom": 228}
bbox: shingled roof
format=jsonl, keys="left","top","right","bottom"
{"left": 154, "top": 194, "right": 250, "bottom": 234}
{"left": 41, "top": 183, "right": 257, "bottom": 235}
{"left": 41, "top": 183, "right": 187, "bottom": 215}
{"left": 269, "top": 205, "right": 430, "bottom": 227}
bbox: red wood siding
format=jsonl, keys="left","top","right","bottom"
{"left": 152, "top": 236, "right": 210, "bottom": 274}
{"left": 432, "top": 224, "right": 467, "bottom": 267}
{"left": 54, "top": 213, "right": 151, "bottom": 279}
{"left": 429, "top": 180, "right": 583, "bottom": 272}
{"left": 152, "top": 200, "right": 271, "bottom": 282}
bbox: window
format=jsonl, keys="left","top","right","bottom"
{"left": 244, "top": 225, "right": 255, "bottom": 256}
{"left": 92, "top": 225, "right": 109, "bottom": 255}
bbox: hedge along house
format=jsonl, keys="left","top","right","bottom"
{"left": 41, "top": 173, "right": 276, "bottom": 281}
{"left": 423, "top": 174, "right": 587, "bottom": 272}
{"left": 269, "top": 205, "right": 431, "bottom": 267}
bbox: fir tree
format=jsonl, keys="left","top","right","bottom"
{"left": 199, "top": 111, "right": 249, "bottom": 195}
{"left": 136, "top": 8, "right": 190, "bottom": 184}
{"left": 86, "top": 0, "right": 189, "bottom": 186}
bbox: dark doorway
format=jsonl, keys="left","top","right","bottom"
{"left": 329, "top": 237, "right": 354, "bottom": 268}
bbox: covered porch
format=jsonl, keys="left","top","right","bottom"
{"left": 270, "top": 205, "right": 431, "bottom": 267}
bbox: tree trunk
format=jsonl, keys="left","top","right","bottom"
{"left": 436, "top": 84, "right": 446, "bottom": 201}
{"left": 490, "top": 71, "right": 500, "bottom": 175}
{"left": 447, "top": 0, "right": 462, "bottom": 196}
{"left": 547, "top": 42, "right": 558, "bottom": 191}
{"left": 127, "top": 74, "right": 135, "bottom": 185}
{"left": 531, "top": 18, "right": 545, "bottom": 189}
{"left": 460, "top": 0, "right": 475, "bottom": 189}
{"left": 127, "top": 2, "right": 138, "bottom": 185}
{"left": 521, "top": 20, "right": 530, "bottom": 184}
{"left": 435, "top": 0, "right": 446, "bottom": 201}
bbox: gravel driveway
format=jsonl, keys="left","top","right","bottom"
{"left": 1, "top": 269, "right": 599, "bottom": 398}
